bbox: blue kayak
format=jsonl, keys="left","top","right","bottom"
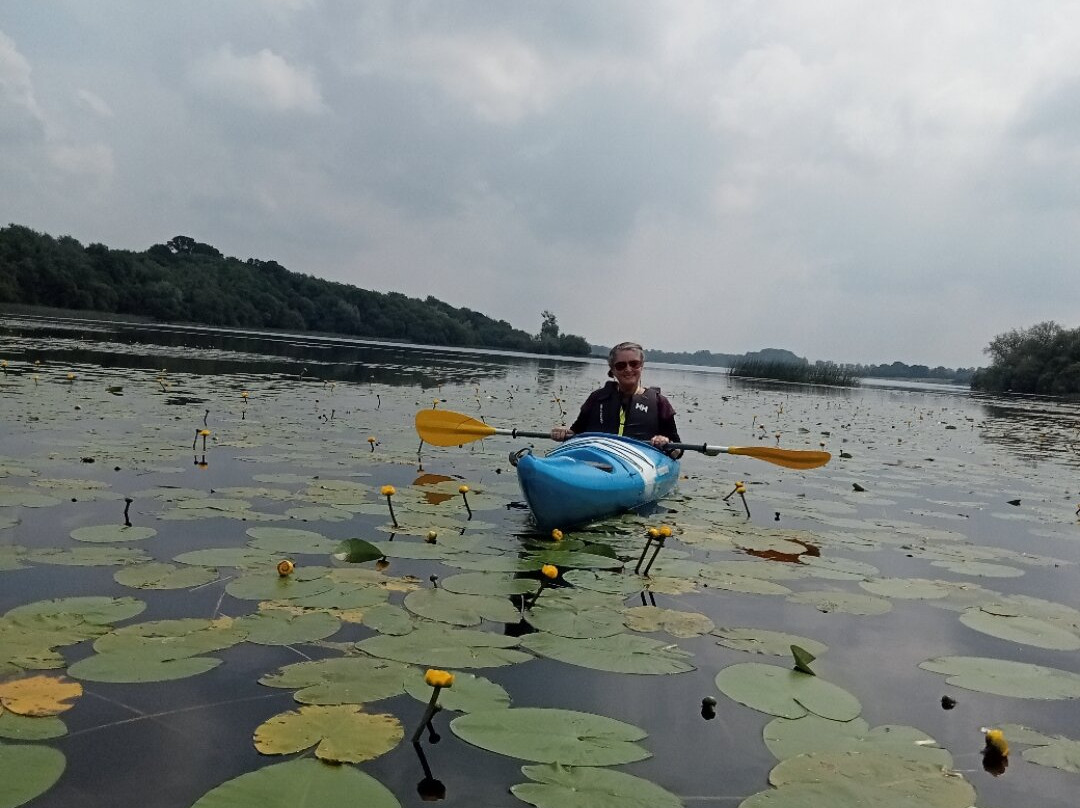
{"left": 512, "top": 434, "right": 680, "bottom": 531}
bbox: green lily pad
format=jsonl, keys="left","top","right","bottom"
{"left": 713, "top": 628, "right": 828, "bottom": 658}
{"left": 68, "top": 653, "right": 221, "bottom": 683}
{"left": 357, "top": 625, "right": 531, "bottom": 668}
{"left": 359, "top": 603, "right": 415, "bottom": 636}
{"left": 69, "top": 524, "right": 157, "bottom": 543}
{"left": 786, "top": 590, "right": 892, "bottom": 615}
{"left": 958, "top": 607, "right": 1080, "bottom": 650}
{"left": 0, "top": 742, "right": 66, "bottom": 807}
{"left": 451, "top": 708, "right": 650, "bottom": 765}
{"left": 1024, "top": 738, "right": 1080, "bottom": 773}
{"left": 0, "top": 712, "right": 67, "bottom": 741}
{"left": 858, "top": 578, "right": 953, "bottom": 599}
{"left": 226, "top": 570, "right": 335, "bottom": 601}
{"left": 259, "top": 657, "right": 410, "bottom": 705}
{"left": 367, "top": 540, "right": 450, "bottom": 561}
{"left": 511, "top": 763, "right": 682, "bottom": 808}
{"left": 402, "top": 588, "right": 521, "bottom": 627}
{"left": 715, "top": 663, "right": 861, "bottom": 720}
{"left": 523, "top": 550, "right": 624, "bottom": 570}
{"left": 24, "top": 546, "right": 151, "bottom": 566}
{"left": 930, "top": 559, "right": 1024, "bottom": 578}
{"left": 113, "top": 562, "right": 219, "bottom": 590}
{"left": 173, "top": 548, "right": 278, "bottom": 568}
{"left": 520, "top": 632, "right": 694, "bottom": 675}
{"left": 235, "top": 610, "right": 341, "bottom": 645}
{"left": 68, "top": 617, "right": 243, "bottom": 683}
{"left": 527, "top": 599, "right": 626, "bottom": 639}
{"left": 919, "top": 656, "right": 1080, "bottom": 698}
{"left": 92, "top": 618, "right": 246, "bottom": 657}
{"left": 253, "top": 705, "right": 402, "bottom": 763}
{"left": 190, "top": 759, "right": 400, "bottom": 808}
{"left": 623, "top": 606, "right": 715, "bottom": 638}
{"left": 562, "top": 570, "right": 643, "bottom": 595}
{"left": 245, "top": 527, "right": 341, "bottom": 554}
{"left": 404, "top": 671, "right": 511, "bottom": 712}
{"left": 440, "top": 572, "right": 540, "bottom": 597}
{"left": 0, "top": 489, "right": 61, "bottom": 508}
{"left": 799, "top": 555, "right": 879, "bottom": 580}
{"left": 998, "top": 723, "right": 1080, "bottom": 772}
{"left": 742, "top": 750, "right": 976, "bottom": 808}
{"left": 7, "top": 596, "right": 145, "bottom": 626}
{"left": 287, "top": 583, "right": 389, "bottom": 610}
{"left": 763, "top": 714, "right": 953, "bottom": 767}
{"left": 0, "top": 547, "right": 27, "bottom": 572}
{"left": 704, "top": 574, "right": 793, "bottom": 596}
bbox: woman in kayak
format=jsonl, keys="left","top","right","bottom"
{"left": 550, "top": 341, "right": 683, "bottom": 457}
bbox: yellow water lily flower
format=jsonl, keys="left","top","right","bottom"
{"left": 424, "top": 669, "right": 455, "bottom": 689}
{"left": 658, "top": 525, "right": 673, "bottom": 538}
{"left": 984, "top": 728, "right": 1008, "bottom": 756}
{"left": 458, "top": 485, "right": 469, "bottom": 494}
{"left": 276, "top": 559, "right": 295, "bottom": 577}
{"left": 380, "top": 485, "right": 396, "bottom": 497}
{"left": 541, "top": 564, "right": 559, "bottom": 580}
{"left": 647, "top": 527, "right": 660, "bottom": 539}
{"left": 551, "top": 529, "right": 564, "bottom": 541}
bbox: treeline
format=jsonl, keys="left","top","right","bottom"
{"left": 631, "top": 345, "right": 974, "bottom": 383}
{"left": 623, "top": 346, "right": 806, "bottom": 368}
{"left": 729, "top": 359, "right": 860, "bottom": 386}
{"left": 0, "top": 225, "right": 591, "bottom": 356}
{"left": 850, "top": 361, "right": 976, "bottom": 384}
{"left": 972, "top": 321, "right": 1080, "bottom": 395}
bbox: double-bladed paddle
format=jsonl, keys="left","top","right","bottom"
{"left": 415, "top": 409, "right": 831, "bottom": 470}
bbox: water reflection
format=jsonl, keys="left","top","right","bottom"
{"left": 413, "top": 742, "right": 447, "bottom": 801}
{"left": 978, "top": 395, "right": 1080, "bottom": 467}
{"left": 0, "top": 312, "right": 594, "bottom": 390}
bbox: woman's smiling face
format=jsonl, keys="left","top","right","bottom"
{"left": 610, "top": 347, "right": 644, "bottom": 390}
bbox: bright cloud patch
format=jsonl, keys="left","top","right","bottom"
{"left": 190, "top": 45, "right": 324, "bottom": 114}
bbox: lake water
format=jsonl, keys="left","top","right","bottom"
{"left": 2, "top": 312, "right": 1080, "bottom": 807}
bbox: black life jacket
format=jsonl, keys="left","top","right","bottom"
{"left": 578, "top": 384, "right": 661, "bottom": 440}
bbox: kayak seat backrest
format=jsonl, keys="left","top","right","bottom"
{"left": 551, "top": 444, "right": 635, "bottom": 476}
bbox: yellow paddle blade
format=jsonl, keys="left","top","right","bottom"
{"left": 725, "top": 446, "right": 831, "bottom": 470}
{"left": 415, "top": 409, "right": 498, "bottom": 446}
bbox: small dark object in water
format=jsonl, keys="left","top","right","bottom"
{"left": 774, "top": 512, "right": 781, "bottom": 521}
{"left": 940, "top": 695, "right": 956, "bottom": 710}
{"left": 701, "top": 696, "right": 717, "bottom": 720}
{"left": 852, "top": 482, "right": 865, "bottom": 492}
{"left": 1007, "top": 499, "right": 1021, "bottom": 507}
{"left": 81, "top": 457, "right": 95, "bottom": 463}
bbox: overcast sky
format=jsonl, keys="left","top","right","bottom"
{"left": 3, "top": 1, "right": 1079, "bottom": 368}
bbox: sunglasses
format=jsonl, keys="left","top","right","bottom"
{"left": 612, "top": 359, "right": 642, "bottom": 371}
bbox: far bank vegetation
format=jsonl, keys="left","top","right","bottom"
{"left": 0, "top": 225, "right": 591, "bottom": 356}
{"left": 972, "top": 321, "right": 1080, "bottom": 395}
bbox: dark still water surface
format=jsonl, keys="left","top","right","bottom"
{"left": 2, "top": 313, "right": 1080, "bottom": 808}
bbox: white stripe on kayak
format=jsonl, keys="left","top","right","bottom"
{"left": 559, "top": 437, "right": 660, "bottom": 497}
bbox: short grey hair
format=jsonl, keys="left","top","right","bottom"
{"left": 608, "top": 341, "right": 645, "bottom": 366}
